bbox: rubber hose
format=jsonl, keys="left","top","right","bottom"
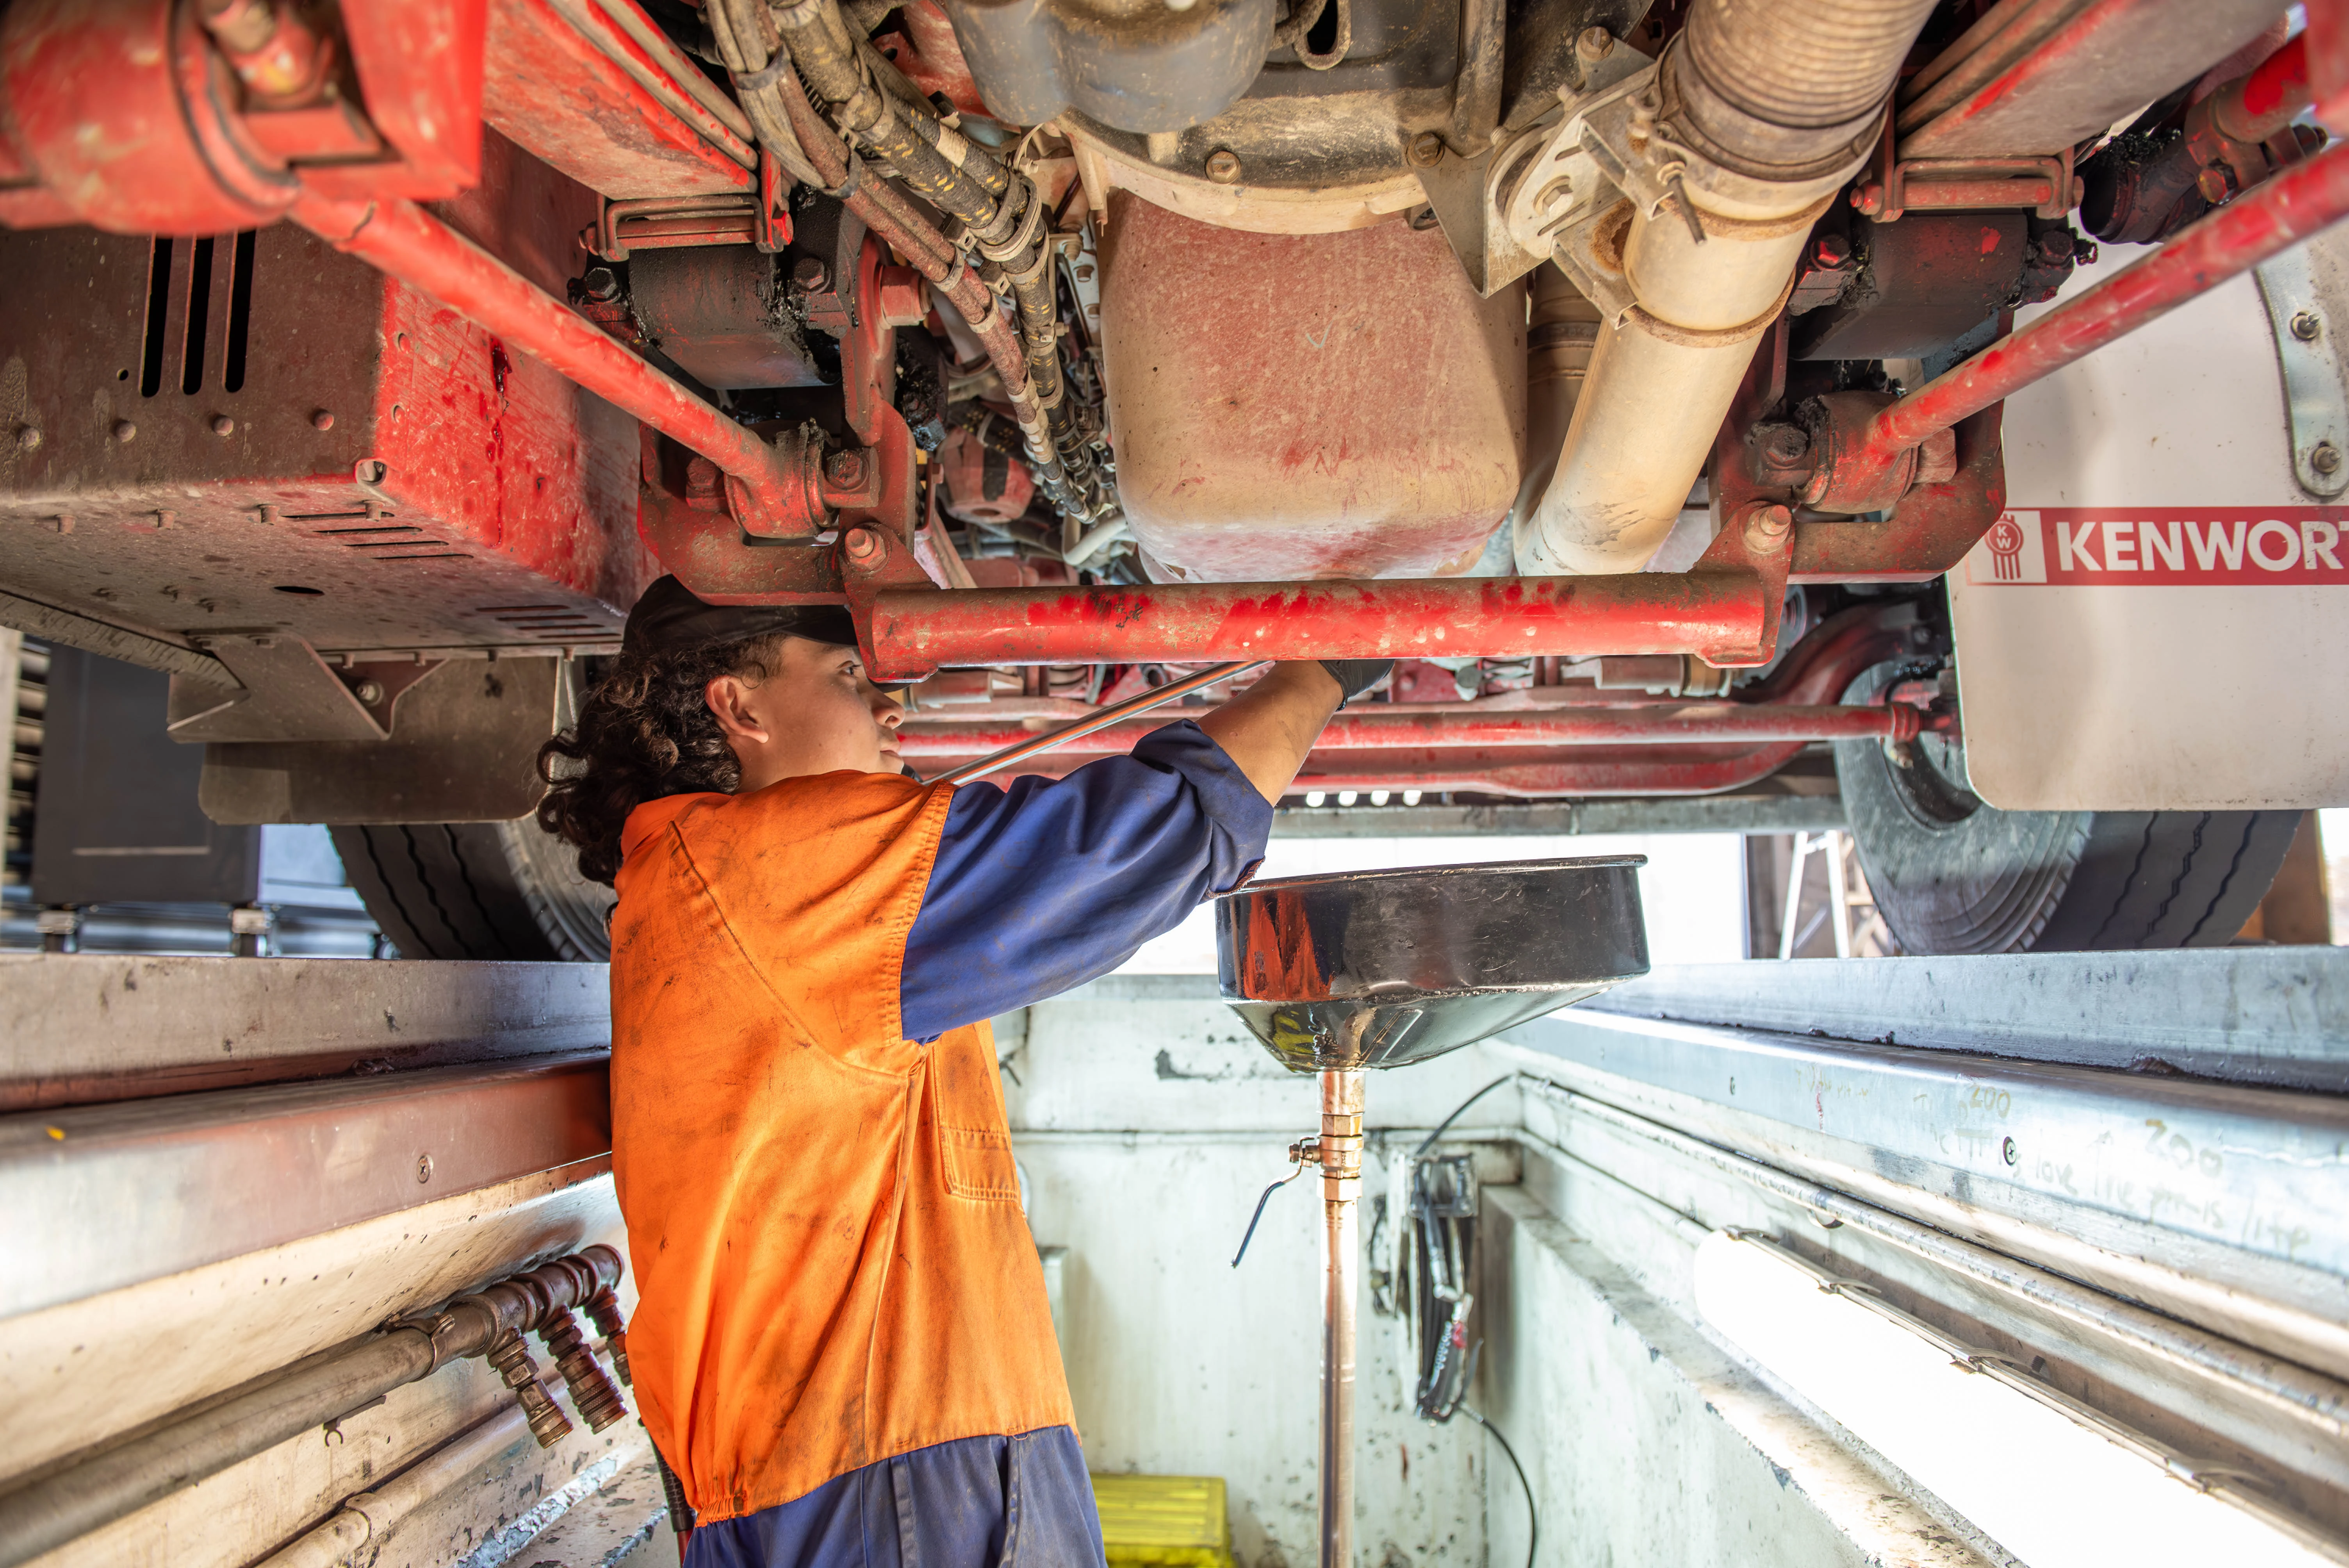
{"left": 772, "top": 0, "right": 1007, "bottom": 229}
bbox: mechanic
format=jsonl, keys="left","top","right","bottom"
{"left": 537, "top": 576, "right": 1387, "bottom": 1568}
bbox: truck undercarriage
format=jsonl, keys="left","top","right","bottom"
{"left": 0, "top": 0, "right": 2342, "bottom": 955}
{"left": 5, "top": 6, "right": 2349, "bottom": 1566}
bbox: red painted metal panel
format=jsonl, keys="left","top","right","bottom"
{"left": 340, "top": 0, "right": 490, "bottom": 196}
{"left": 1899, "top": 0, "right": 2287, "bottom": 160}
{"left": 880, "top": 2, "right": 988, "bottom": 119}
{"left": 481, "top": 0, "right": 751, "bottom": 200}
{"left": 2312, "top": 0, "right": 2349, "bottom": 129}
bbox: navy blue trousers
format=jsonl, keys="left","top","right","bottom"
{"left": 683, "top": 1428, "right": 1105, "bottom": 1568}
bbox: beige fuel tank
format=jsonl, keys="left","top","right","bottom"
{"left": 1097, "top": 192, "right": 1526, "bottom": 581}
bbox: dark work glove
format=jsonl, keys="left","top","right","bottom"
{"left": 1319, "top": 659, "right": 1394, "bottom": 710}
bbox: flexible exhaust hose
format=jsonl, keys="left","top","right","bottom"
{"left": 1671, "top": 0, "right": 1937, "bottom": 178}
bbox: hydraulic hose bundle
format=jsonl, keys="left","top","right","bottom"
{"left": 704, "top": 0, "right": 1119, "bottom": 554}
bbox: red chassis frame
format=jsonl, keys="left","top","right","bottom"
{"left": 2, "top": 0, "right": 2342, "bottom": 799}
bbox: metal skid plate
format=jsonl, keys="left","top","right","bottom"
{"left": 0, "top": 194, "right": 649, "bottom": 673}
{"left": 198, "top": 655, "right": 564, "bottom": 823}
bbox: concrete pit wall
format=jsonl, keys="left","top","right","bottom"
{"left": 1008, "top": 979, "right": 1974, "bottom": 1568}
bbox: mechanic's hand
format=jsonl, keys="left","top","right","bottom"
{"left": 1319, "top": 660, "right": 1394, "bottom": 710}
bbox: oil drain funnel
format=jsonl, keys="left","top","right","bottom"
{"left": 1213, "top": 857, "right": 1650, "bottom": 1568}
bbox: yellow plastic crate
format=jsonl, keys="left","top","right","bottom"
{"left": 1090, "top": 1474, "right": 1235, "bottom": 1568}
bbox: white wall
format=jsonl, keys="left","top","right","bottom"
{"left": 1115, "top": 834, "right": 1749, "bottom": 975}
{"left": 1007, "top": 985, "right": 1516, "bottom": 1568}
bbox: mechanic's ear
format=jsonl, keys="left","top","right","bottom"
{"left": 705, "top": 674, "right": 770, "bottom": 744}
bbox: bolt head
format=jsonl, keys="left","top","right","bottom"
{"left": 1742, "top": 502, "right": 1795, "bottom": 549}
{"left": 582, "top": 265, "right": 622, "bottom": 302}
{"left": 2293, "top": 310, "right": 2323, "bottom": 342}
{"left": 1763, "top": 426, "right": 1810, "bottom": 465}
{"left": 312, "top": 409, "right": 334, "bottom": 431}
{"left": 112, "top": 419, "right": 137, "bottom": 443}
{"left": 15, "top": 426, "right": 39, "bottom": 451}
{"left": 2196, "top": 166, "right": 2233, "bottom": 204}
{"left": 211, "top": 415, "right": 235, "bottom": 436}
{"left": 825, "top": 449, "right": 868, "bottom": 486}
{"left": 1812, "top": 234, "right": 1851, "bottom": 268}
{"left": 1204, "top": 149, "right": 1242, "bottom": 185}
{"left": 842, "top": 527, "right": 884, "bottom": 564}
{"left": 2001, "top": 1137, "right": 2019, "bottom": 1167}
{"left": 1407, "top": 130, "right": 1445, "bottom": 168}
{"left": 791, "top": 255, "right": 832, "bottom": 292}
{"left": 417, "top": 1153, "right": 435, "bottom": 1183}
{"left": 2313, "top": 442, "right": 2342, "bottom": 476}
{"left": 1574, "top": 25, "right": 1615, "bottom": 62}
{"left": 354, "top": 679, "right": 386, "bottom": 705}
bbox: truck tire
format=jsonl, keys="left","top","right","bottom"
{"left": 1834, "top": 699, "right": 2300, "bottom": 955}
{"left": 331, "top": 820, "right": 614, "bottom": 961}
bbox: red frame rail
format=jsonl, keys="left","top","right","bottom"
{"left": 900, "top": 702, "right": 1923, "bottom": 759}
{"left": 866, "top": 572, "right": 1772, "bottom": 677}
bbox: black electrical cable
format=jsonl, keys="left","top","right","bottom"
{"left": 1460, "top": 1404, "right": 1536, "bottom": 1568}
{"left": 1412, "top": 1074, "right": 1518, "bottom": 1160}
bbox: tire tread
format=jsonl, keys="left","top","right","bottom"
{"left": 1837, "top": 732, "right": 2302, "bottom": 954}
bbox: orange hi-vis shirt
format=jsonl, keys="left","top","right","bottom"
{"left": 610, "top": 771, "right": 1073, "bottom": 1525}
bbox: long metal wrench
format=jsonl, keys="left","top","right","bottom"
{"left": 931, "top": 660, "right": 1271, "bottom": 785}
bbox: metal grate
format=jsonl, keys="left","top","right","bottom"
{"left": 476, "top": 605, "right": 619, "bottom": 641}
{"left": 137, "top": 233, "right": 259, "bottom": 400}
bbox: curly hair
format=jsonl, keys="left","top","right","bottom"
{"left": 536, "top": 633, "right": 792, "bottom": 885}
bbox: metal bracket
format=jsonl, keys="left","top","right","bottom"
{"left": 1854, "top": 148, "right": 2078, "bottom": 223}
{"left": 1417, "top": 143, "right": 1533, "bottom": 298}
{"left": 199, "top": 657, "right": 564, "bottom": 824}
{"left": 2252, "top": 248, "right": 2349, "bottom": 499}
{"left": 166, "top": 638, "right": 392, "bottom": 744}
{"left": 1485, "top": 53, "right": 1655, "bottom": 283}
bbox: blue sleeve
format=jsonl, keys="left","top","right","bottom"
{"left": 900, "top": 720, "right": 1272, "bottom": 1041}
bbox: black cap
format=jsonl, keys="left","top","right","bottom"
{"left": 620, "top": 577, "right": 907, "bottom": 691}
{"left": 622, "top": 575, "right": 859, "bottom": 657}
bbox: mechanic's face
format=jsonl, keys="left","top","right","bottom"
{"left": 705, "top": 635, "right": 904, "bottom": 791}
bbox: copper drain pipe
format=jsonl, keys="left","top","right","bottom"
{"left": 1317, "top": 1069, "right": 1365, "bottom": 1568}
